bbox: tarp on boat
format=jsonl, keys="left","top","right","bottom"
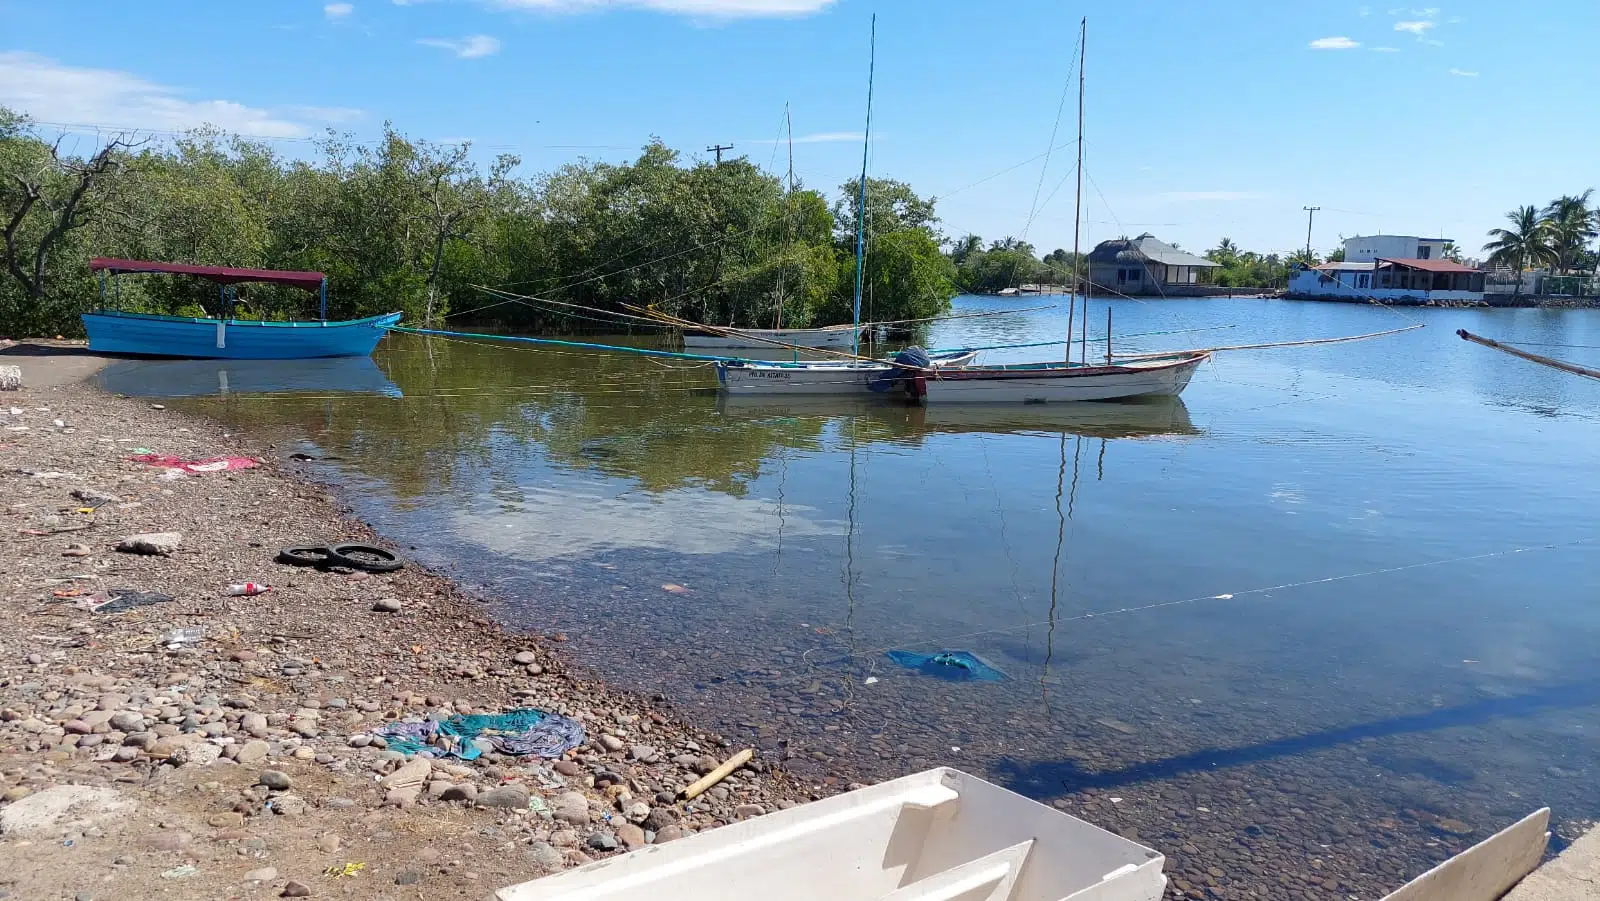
{"left": 90, "top": 258, "right": 325, "bottom": 292}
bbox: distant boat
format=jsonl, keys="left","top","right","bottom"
{"left": 684, "top": 324, "right": 864, "bottom": 351}
{"left": 911, "top": 353, "right": 1209, "bottom": 404}
{"left": 83, "top": 258, "right": 400, "bottom": 360}
{"left": 716, "top": 349, "right": 978, "bottom": 395}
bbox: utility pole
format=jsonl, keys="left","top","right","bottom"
{"left": 706, "top": 143, "right": 733, "bottom": 165}
{"left": 1302, "top": 206, "right": 1321, "bottom": 258}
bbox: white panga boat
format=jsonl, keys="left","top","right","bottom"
{"left": 716, "top": 349, "right": 977, "bottom": 395}
{"left": 885, "top": 352, "right": 1208, "bottom": 404}
{"left": 685, "top": 324, "right": 865, "bottom": 350}
{"left": 495, "top": 767, "right": 1168, "bottom": 901}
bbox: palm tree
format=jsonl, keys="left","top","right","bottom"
{"left": 1541, "top": 190, "right": 1596, "bottom": 274}
{"left": 1205, "top": 237, "right": 1239, "bottom": 266}
{"left": 1484, "top": 205, "right": 1557, "bottom": 297}
{"left": 949, "top": 233, "right": 983, "bottom": 266}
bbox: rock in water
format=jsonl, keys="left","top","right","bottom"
{"left": 116, "top": 532, "right": 182, "bottom": 556}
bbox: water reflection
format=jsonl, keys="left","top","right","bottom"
{"left": 160, "top": 297, "right": 1600, "bottom": 898}
{"left": 97, "top": 356, "right": 401, "bottom": 397}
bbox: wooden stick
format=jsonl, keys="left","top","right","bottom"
{"left": 1114, "top": 324, "right": 1423, "bottom": 361}
{"left": 679, "top": 748, "right": 754, "bottom": 800}
{"left": 1457, "top": 329, "right": 1600, "bottom": 380}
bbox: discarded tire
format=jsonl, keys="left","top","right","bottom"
{"left": 276, "top": 545, "right": 335, "bottom": 568}
{"left": 329, "top": 543, "right": 404, "bottom": 573}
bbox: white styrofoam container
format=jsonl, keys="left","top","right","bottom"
{"left": 498, "top": 767, "right": 1167, "bottom": 901}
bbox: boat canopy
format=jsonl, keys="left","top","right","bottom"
{"left": 89, "top": 258, "right": 326, "bottom": 292}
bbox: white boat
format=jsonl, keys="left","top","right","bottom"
{"left": 496, "top": 767, "right": 1168, "bottom": 901}
{"left": 717, "top": 349, "right": 978, "bottom": 396}
{"left": 684, "top": 325, "right": 865, "bottom": 350}
{"left": 912, "top": 353, "right": 1208, "bottom": 404}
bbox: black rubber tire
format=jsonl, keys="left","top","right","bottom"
{"left": 276, "top": 545, "right": 335, "bottom": 567}
{"left": 329, "top": 543, "right": 404, "bottom": 573}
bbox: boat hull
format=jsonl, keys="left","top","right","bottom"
{"left": 82, "top": 311, "right": 402, "bottom": 359}
{"left": 921, "top": 353, "right": 1207, "bottom": 403}
{"left": 716, "top": 351, "right": 978, "bottom": 396}
{"left": 686, "top": 326, "right": 862, "bottom": 350}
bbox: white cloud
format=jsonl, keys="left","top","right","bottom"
{"left": 487, "top": 0, "right": 837, "bottom": 18}
{"left": 1370, "top": 45, "right": 1401, "bottom": 52}
{"left": 1394, "top": 19, "right": 1435, "bottom": 34}
{"left": 1449, "top": 67, "right": 1478, "bottom": 77}
{"left": 745, "top": 131, "right": 863, "bottom": 145}
{"left": 1159, "top": 191, "right": 1264, "bottom": 203}
{"left": 324, "top": 2, "right": 354, "bottom": 18}
{"left": 0, "top": 51, "right": 353, "bottom": 138}
{"left": 1309, "top": 35, "right": 1361, "bottom": 49}
{"left": 417, "top": 34, "right": 503, "bottom": 58}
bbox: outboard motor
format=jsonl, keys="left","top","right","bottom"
{"left": 869, "top": 345, "right": 932, "bottom": 399}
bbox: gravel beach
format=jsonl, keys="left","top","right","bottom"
{"left": 0, "top": 362, "right": 830, "bottom": 900}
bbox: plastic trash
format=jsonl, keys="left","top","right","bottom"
{"left": 226, "top": 583, "right": 272, "bottom": 596}
{"left": 885, "top": 650, "right": 1007, "bottom": 682}
{"left": 162, "top": 627, "right": 205, "bottom": 648}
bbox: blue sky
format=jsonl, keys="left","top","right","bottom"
{"left": 4, "top": 0, "right": 1597, "bottom": 258}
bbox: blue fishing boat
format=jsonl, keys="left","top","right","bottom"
{"left": 83, "top": 258, "right": 400, "bottom": 359}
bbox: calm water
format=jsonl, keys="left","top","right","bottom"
{"left": 112, "top": 296, "right": 1600, "bottom": 894}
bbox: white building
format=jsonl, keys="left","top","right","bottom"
{"left": 1342, "top": 234, "right": 1452, "bottom": 264}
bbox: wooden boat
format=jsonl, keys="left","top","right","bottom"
{"left": 914, "top": 353, "right": 1208, "bottom": 404}
{"left": 83, "top": 258, "right": 401, "bottom": 359}
{"left": 685, "top": 324, "right": 865, "bottom": 350}
{"left": 496, "top": 767, "right": 1168, "bottom": 901}
{"left": 717, "top": 349, "right": 978, "bottom": 396}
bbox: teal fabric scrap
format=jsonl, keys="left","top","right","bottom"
{"left": 374, "top": 708, "right": 585, "bottom": 760}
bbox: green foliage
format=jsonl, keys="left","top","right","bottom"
{"left": 1483, "top": 205, "right": 1559, "bottom": 279}
{"left": 0, "top": 109, "right": 952, "bottom": 336}
{"left": 1204, "top": 237, "right": 1292, "bottom": 289}
{"left": 943, "top": 233, "right": 1079, "bottom": 294}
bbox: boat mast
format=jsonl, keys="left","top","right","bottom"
{"left": 1070, "top": 17, "right": 1086, "bottom": 365}
{"left": 852, "top": 15, "right": 877, "bottom": 359}
{"left": 776, "top": 104, "right": 795, "bottom": 331}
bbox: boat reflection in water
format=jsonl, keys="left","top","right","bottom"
{"left": 715, "top": 394, "right": 1198, "bottom": 442}
{"left": 95, "top": 356, "right": 402, "bottom": 398}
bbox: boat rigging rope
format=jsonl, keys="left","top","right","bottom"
{"left": 800, "top": 534, "right": 1600, "bottom": 668}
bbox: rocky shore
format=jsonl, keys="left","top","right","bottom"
{"left": 0, "top": 372, "right": 831, "bottom": 900}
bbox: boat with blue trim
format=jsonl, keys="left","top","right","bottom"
{"left": 82, "top": 258, "right": 400, "bottom": 360}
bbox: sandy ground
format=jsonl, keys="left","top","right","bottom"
{"left": 0, "top": 356, "right": 832, "bottom": 901}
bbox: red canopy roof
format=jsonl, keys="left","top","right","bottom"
{"left": 1376, "top": 257, "right": 1479, "bottom": 274}
{"left": 90, "top": 258, "right": 325, "bottom": 292}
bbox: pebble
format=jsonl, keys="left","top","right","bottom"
{"left": 115, "top": 532, "right": 182, "bottom": 556}
{"left": 586, "top": 831, "right": 618, "bottom": 851}
{"left": 144, "top": 831, "right": 193, "bottom": 852}
{"left": 513, "top": 651, "right": 538, "bottom": 665}
{"left": 527, "top": 842, "right": 564, "bottom": 872}
{"left": 244, "top": 867, "right": 278, "bottom": 883}
{"left": 477, "top": 785, "right": 530, "bottom": 809}
{"left": 653, "top": 825, "right": 685, "bottom": 844}
{"left": 554, "top": 760, "right": 582, "bottom": 777}
{"left": 643, "top": 807, "right": 679, "bottom": 831}
{"left": 734, "top": 804, "right": 764, "bottom": 820}
{"left": 616, "top": 823, "right": 646, "bottom": 849}
{"left": 440, "top": 784, "right": 478, "bottom": 803}
{"left": 372, "top": 598, "right": 403, "bottom": 613}
{"left": 552, "top": 791, "right": 591, "bottom": 826}
{"left": 258, "top": 770, "right": 292, "bottom": 791}
{"left": 317, "top": 833, "right": 341, "bottom": 853}
{"left": 281, "top": 880, "right": 312, "bottom": 897}
{"left": 598, "top": 734, "right": 625, "bottom": 752}
{"left": 395, "top": 871, "right": 421, "bottom": 886}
